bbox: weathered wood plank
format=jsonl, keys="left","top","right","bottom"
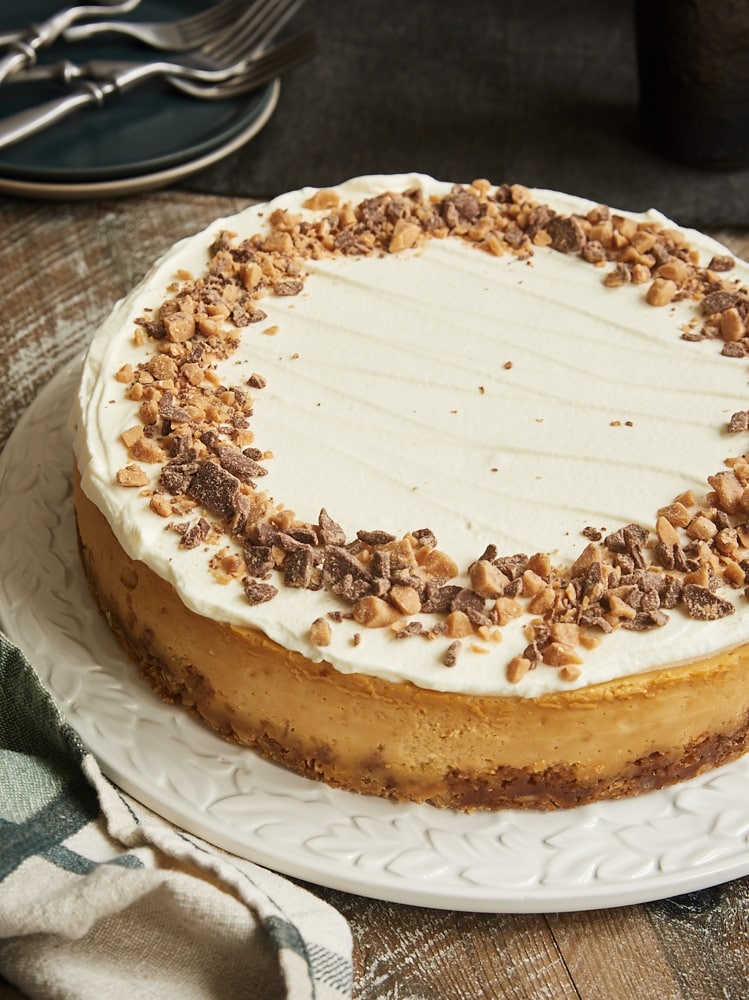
{"left": 312, "top": 887, "right": 579, "bottom": 999}
{"left": 645, "top": 883, "right": 749, "bottom": 1000}
{"left": 547, "top": 906, "right": 685, "bottom": 1000}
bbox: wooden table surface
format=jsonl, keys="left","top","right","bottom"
{"left": 2, "top": 189, "right": 749, "bottom": 1000}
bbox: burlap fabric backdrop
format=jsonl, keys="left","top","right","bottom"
{"left": 183, "top": 0, "right": 749, "bottom": 228}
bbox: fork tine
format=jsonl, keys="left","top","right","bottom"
{"left": 230, "top": 0, "right": 303, "bottom": 55}
{"left": 226, "top": 29, "right": 318, "bottom": 84}
{"left": 174, "top": 0, "right": 247, "bottom": 49}
{"left": 203, "top": 0, "right": 302, "bottom": 65}
{"left": 169, "top": 28, "right": 318, "bottom": 98}
{"left": 64, "top": 0, "right": 245, "bottom": 51}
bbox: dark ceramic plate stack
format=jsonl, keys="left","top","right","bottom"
{"left": 0, "top": 0, "right": 279, "bottom": 199}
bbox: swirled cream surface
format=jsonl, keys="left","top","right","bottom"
{"left": 74, "top": 174, "right": 749, "bottom": 697}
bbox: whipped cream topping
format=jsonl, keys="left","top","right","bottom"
{"left": 74, "top": 174, "right": 749, "bottom": 697}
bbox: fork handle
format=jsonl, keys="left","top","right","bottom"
{"left": 0, "top": 31, "right": 26, "bottom": 46}
{"left": 0, "top": 80, "right": 112, "bottom": 151}
{"left": 0, "top": 43, "right": 38, "bottom": 86}
{"left": 64, "top": 20, "right": 145, "bottom": 44}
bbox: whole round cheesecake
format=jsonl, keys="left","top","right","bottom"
{"left": 73, "top": 174, "right": 749, "bottom": 810}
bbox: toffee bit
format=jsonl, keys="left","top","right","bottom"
{"left": 283, "top": 547, "right": 315, "bottom": 588}
{"left": 545, "top": 214, "right": 587, "bottom": 254}
{"left": 506, "top": 656, "right": 531, "bottom": 683}
{"left": 181, "top": 517, "right": 210, "bottom": 549}
{"left": 476, "top": 542, "right": 498, "bottom": 563}
{"left": 187, "top": 461, "right": 241, "bottom": 522}
{"left": 389, "top": 583, "right": 421, "bottom": 616}
{"left": 357, "top": 528, "right": 397, "bottom": 546}
{"left": 682, "top": 584, "right": 735, "bottom": 621}
{"left": 393, "top": 620, "right": 424, "bottom": 639}
{"left": 469, "top": 559, "right": 510, "bottom": 599}
{"left": 701, "top": 290, "right": 741, "bottom": 315}
{"left": 309, "top": 617, "right": 332, "bottom": 647}
{"left": 708, "top": 254, "right": 736, "bottom": 272}
{"left": 159, "top": 461, "right": 200, "bottom": 496}
{"left": 494, "top": 553, "right": 529, "bottom": 581}
{"left": 370, "top": 549, "right": 392, "bottom": 580}
{"left": 421, "top": 582, "right": 463, "bottom": 614}
{"left": 318, "top": 508, "right": 347, "bottom": 546}
{"left": 323, "top": 545, "right": 372, "bottom": 584}
{"left": 286, "top": 525, "right": 318, "bottom": 546}
{"left": 270, "top": 529, "right": 311, "bottom": 553}
{"left": 332, "top": 574, "right": 373, "bottom": 602}
{"left": 235, "top": 304, "right": 267, "bottom": 325}
{"left": 412, "top": 528, "right": 438, "bottom": 548}
{"left": 243, "top": 543, "right": 274, "bottom": 577}
{"left": 116, "top": 464, "right": 149, "bottom": 488}
{"left": 621, "top": 609, "right": 670, "bottom": 631}
{"left": 443, "top": 189, "right": 482, "bottom": 225}
{"left": 243, "top": 578, "right": 278, "bottom": 605}
{"left": 451, "top": 588, "right": 491, "bottom": 625}
{"left": 352, "top": 595, "right": 400, "bottom": 628}
{"left": 217, "top": 446, "right": 267, "bottom": 482}
{"left": 728, "top": 410, "right": 749, "bottom": 433}
{"left": 149, "top": 493, "right": 172, "bottom": 517}
{"left": 443, "top": 639, "right": 462, "bottom": 667}
{"left": 422, "top": 548, "right": 459, "bottom": 579}
{"left": 157, "top": 389, "right": 192, "bottom": 425}
{"left": 721, "top": 341, "right": 749, "bottom": 357}
{"left": 274, "top": 278, "right": 304, "bottom": 296}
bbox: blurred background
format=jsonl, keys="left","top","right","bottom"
{"left": 183, "top": 0, "right": 749, "bottom": 227}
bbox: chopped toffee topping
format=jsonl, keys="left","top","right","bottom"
{"left": 111, "top": 179, "right": 749, "bottom": 682}
{"left": 444, "top": 640, "right": 462, "bottom": 667}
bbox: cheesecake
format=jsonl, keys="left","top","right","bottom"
{"left": 72, "top": 174, "right": 749, "bottom": 809}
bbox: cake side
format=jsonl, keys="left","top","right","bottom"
{"left": 74, "top": 473, "right": 749, "bottom": 811}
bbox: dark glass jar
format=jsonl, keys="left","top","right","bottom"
{"left": 635, "top": 0, "right": 749, "bottom": 169}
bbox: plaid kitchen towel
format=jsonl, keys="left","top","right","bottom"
{"left": 0, "top": 631, "right": 353, "bottom": 1000}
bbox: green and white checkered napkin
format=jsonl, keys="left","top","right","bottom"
{"left": 0, "top": 631, "right": 353, "bottom": 999}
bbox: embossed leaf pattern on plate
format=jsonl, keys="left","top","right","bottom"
{"left": 2, "top": 361, "right": 749, "bottom": 911}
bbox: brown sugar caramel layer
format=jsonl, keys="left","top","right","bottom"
{"left": 74, "top": 473, "right": 749, "bottom": 811}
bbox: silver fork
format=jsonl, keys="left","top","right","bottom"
{"left": 0, "top": 1, "right": 141, "bottom": 83}
{"left": 170, "top": 28, "right": 317, "bottom": 99}
{"left": 13, "top": 0, "right": 303, "bottom": 86}
{"left": 0, "top": 0, "right": 303, "bottom": 151}
{"left": 13, "top": 27, "right": 318, "bottom": 96}
{"left": 63, "top": 0, "right": 245, "bottom": 52}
